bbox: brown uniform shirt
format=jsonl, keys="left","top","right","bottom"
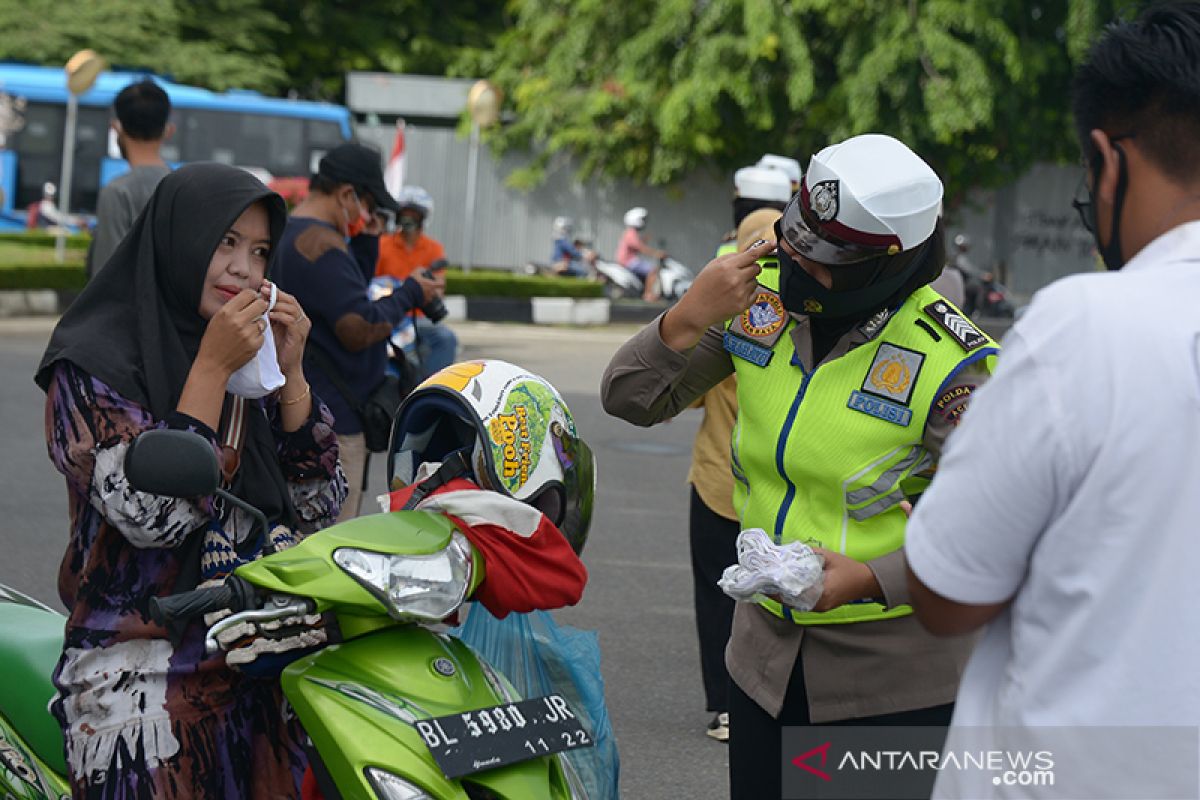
{"left": 687, "top": 376, "right": 739, "bottom": 521}
{"left": 600, "top": 310, "right": 991, "bottom": 722}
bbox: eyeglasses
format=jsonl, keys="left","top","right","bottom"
{"left": 1069, "top": 133, "right": 1134, "bottom": 234}
{"left": 1071, "top": 172, "right": 1094, "bottom": 233}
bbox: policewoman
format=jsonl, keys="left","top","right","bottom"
{"left": 601, "top": 134, "right": 997, "bottom": 799}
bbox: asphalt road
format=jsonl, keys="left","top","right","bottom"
{"left": 0, "top": 318, "right": 727, "bottom": 799}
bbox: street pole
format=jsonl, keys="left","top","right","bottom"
{"left": 462, "top": 120, "right": 480, "bottom": 274}
{"left": 55, "top": 93, "right": 77, "bottom": 264}
{"left": 57, "top": 49, "right": 104, "bottom": 265}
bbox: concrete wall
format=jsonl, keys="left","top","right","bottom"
{"left": 949, "top": 163, "right": 1098, "bottom": 301}
{"left": 357, "top": 121, "right": 1097, "bottom": 300}
{"left": 354, "top": 122, "right": 733, "bottom": 274}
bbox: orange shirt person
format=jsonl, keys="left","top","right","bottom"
{"left": 374, "top": 186, "right": 459, "bottom": 378}
{"left": 377, "top": 186, "right": 446, "bottom": 280}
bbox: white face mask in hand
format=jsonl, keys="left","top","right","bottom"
{"left": 226, "top": 283, "right": 286, "bottom": 399}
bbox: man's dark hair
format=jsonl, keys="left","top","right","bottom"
{"left": 1073, "top": 2, "right": 1200, "bottom": 184}
{"left": 308, "top": 173, "right": 372, "bottom": 203}
{"left": 113, "top": 79, "right": 170, "bottom": 141}
{"left": 309, "top": 173, "right": 343, "bottom": 195}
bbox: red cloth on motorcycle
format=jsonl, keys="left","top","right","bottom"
{"left": 386, "top": 477, "right": 588, "bottom": 618}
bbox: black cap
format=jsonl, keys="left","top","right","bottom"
{"left": 317, "top": 143, "right": 401, "bottom": 212}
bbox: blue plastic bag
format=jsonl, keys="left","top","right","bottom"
{"left": 453, "top": 606, "right": 620, "bottom": 800}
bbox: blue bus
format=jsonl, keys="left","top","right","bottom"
{"left": 0, "top": 64, "right": 352, "bottom": 226}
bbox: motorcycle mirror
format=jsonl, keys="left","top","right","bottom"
{"left": 125, "top": 429, "right": 220, "bottom": 498}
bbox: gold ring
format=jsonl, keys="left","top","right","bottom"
{"left": 257, "top": 318, "right": 267, "bottom": 333}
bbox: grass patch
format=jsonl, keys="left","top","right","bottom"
{"left": 0, "top": 231, "right": 90, "bottom": 250}
{"left": 0, "top": 240, "right": 87, "bottom": 289}
{"left": 0, "top": 248, "right": 603, "bottom": 299}
{"left": 444, "top": 269, "right": 603, "bottom": 299}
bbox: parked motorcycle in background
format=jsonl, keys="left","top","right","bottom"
{"left": 592, "top": 255, "right": 693, "bottom": 302}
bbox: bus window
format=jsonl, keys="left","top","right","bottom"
{"left": 10, "top": 101, "right": 108, "bottom": 212}
{"left": 179, "top": 108, "right": 308, "bottom": 178}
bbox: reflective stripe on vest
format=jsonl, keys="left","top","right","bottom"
{"left": 727, "top": 284, "right": 998, "bottom": 625}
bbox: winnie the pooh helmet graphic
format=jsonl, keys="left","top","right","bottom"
{"left": 387, "top": 360, "right": 596, "bottom": 554}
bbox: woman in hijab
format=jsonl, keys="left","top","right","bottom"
{"left": 36, "top": 163, "right": 347, "bottom": 798}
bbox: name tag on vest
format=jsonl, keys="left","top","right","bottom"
{"left": 724, "top": 331, "right": 774, "bottom": 366}
{"left": 847, "top": 390, "right": 913, "bottom": 427}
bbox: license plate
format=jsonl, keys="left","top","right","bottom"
{"left": 415, "top": 694, "right": 594, "bottom": 779}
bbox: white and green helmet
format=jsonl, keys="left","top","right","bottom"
{"left": 387, "top": 360, "right": 596, "bottom": 553}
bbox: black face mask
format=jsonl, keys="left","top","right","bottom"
{"left": 777, "top": 247, "right": 921, "bottom": 320}
{"left": 1090, "top": 143, "right": 1129, "bottom": 272}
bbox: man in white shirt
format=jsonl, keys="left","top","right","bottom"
{"left": 905, "top": 4, "right": 1200, "bottom": 798}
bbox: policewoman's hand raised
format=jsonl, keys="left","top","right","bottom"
{"left": 196, "top": 289, "right": 269, "bottom": 377}
{"left": 660, "top": 239, "right": 776, "bottom": 352}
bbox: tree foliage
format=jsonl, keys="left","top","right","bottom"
{"left": 0, "top": 0, "right": 287, "bottom": 91}
{"left": 0, "top": 0, "right": 504, "bottom": 101}
{"left": 480, "top": 0, "right": 1139, "bottom": 198}
{"left": 258, "top": 0, "right": 507, "bottom": 101}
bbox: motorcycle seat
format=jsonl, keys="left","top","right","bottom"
{"left": 0, "top": 597, "right": 67, "bottom": 775}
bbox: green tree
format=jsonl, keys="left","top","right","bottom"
{"left": 259, "top": 0, "right": 507, "bottom": 101}
{"left": 479, "top": 0, "right": 1136, "bottom": 198}
{"left": 0, "top": 0, "right": 287, "bottom": 91}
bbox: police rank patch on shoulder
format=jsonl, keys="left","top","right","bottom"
{"left": 922, "top": 301, "right": 988, "bottom": 351}
{"left": 725, "top": 289, "right": 789, "bottom": 367}
{"left": 861, "top": 343, "right": 924, "bottom": 406}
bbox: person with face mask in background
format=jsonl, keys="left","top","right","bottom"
{"left": 906, "top": 5, "right": 1200, "bottom": 798}
{"left": 375, "top": 186, "right": 459, "bottom": 378}
{"left": 36, "top": 163, "right": 346, "bottom": 798}
{"left": 602, "top": 133, "right": 998, "bottom": 799}
{"left": 274, "top": 144, "right": 442, "bottom": 523}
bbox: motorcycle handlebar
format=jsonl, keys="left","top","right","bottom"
{"left": 150, "top": 577, "right": 252, "bottom": 627}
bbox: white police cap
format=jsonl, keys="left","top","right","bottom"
{"left": 796, "top": 134, "right": 942, "bottom": 258}
{"left": 734, "top": 165, "right": 792, "bottom": 203}
{"left": 757, "top": 154, "right": 802, "bottom": 189}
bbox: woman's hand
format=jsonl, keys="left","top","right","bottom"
{"left": 262, "top": 281, "right": 311, "bottom": 378}
{"left": 196, "top": 289, "right": 269, "bottom": 377}
{"left": 810, "top": 547, "right": 882, "bottom": 612}
{"left": 660, "top": 239, "right": 775, "bottom": 351}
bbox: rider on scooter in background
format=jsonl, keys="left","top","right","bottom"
{"left": 550, "top": 216, "right": 598, "bottom": 278}
{"left": 617, "top": 207, "right": 668, "bottom": 301}
{"left": 376, "top": 186, "right": 459, "bottom": 378}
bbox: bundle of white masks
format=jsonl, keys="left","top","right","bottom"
{"left": 718, "top": 528, "right": 825, "bottom": 611}
{"left": 226, "top": 282, "right": 286, "bottom": 399}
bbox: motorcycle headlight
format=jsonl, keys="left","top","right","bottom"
{"left": 335, "top": 532, "right": 473, "bottom": 621}
{"left": 365, "top": 767, "right": 433, "bottom": 799}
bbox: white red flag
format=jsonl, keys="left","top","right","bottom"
{"left": 384, "top": 118, "right": 406, "bottom": 199}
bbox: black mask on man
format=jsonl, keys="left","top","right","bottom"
{"left": 1089, "top": 142, "right": 1129, "bottom": 272}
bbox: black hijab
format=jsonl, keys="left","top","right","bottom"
{"left": 37, "top": 163, "right": 294, "bottom": 526}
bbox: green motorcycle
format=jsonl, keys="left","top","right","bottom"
{"left": 0, "top": 429, "right": 592, "bottom": 800}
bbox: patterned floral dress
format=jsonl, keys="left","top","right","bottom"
{"left": 44, "top": 361, "right": 347, "bottom": 799}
